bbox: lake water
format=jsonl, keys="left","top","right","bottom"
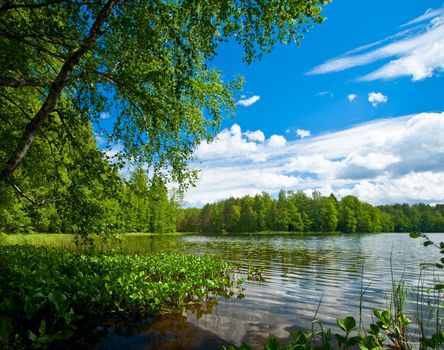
{"left": 96, "top": 233, "right": 444, "bottom": 349}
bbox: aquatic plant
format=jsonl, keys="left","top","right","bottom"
{"left": 0, "top": 245, "right": 236, "bottom": 348}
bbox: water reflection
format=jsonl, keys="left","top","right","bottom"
{"left": 107, "top": 233, "right": 443, "bottom": 348}
{"left": 95, "top": 314, "right": 230, "bottom": 350}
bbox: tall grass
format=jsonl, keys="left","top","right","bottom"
{"left": 226, "top": 260, "right": 443, "bottom": 350}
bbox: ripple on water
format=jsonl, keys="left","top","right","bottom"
{"left": 101, "top": 233, "right": 444, "bottom": 349}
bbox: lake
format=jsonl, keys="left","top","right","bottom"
{"left": 96, "top": 233, "right": 444, "bottom": 349}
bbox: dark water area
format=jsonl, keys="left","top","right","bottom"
{"left": 95, "top": 233, "right": 444, "bottom": 349}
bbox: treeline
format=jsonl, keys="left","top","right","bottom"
{"left": 0, "top": 167, "right": 177, "bottom": 234}
{"left": 177, "top": 190, "right": 444, "bottom": 233}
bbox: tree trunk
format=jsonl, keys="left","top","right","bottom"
{"left": 0, "top": 0, "right": 118, "bottom": 182}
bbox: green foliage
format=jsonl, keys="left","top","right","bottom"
{"left": 0, "top": 245, "right": 236, "bottom": 348}
{"left": 178, "top": 191, "right": 444, "bottom": 234}
{"left": 0, "top": 165, "right": 178, "bottom": 235}
{"left": 0, "top": 0, "right": 329, "bottom": 189}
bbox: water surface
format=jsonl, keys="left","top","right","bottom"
{"left": 97, "top": 233, "right": 444, "bottom": 349}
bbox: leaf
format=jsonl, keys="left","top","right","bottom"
{"left": 434, "top": 284, "right": 444, "bottom": 290}
{"left": 369, "top": 323, "right": 380, "bottom": 335}
{"left": 27, "top": 330, "right": 37, "bottom": 342}
{"left": 48, "top": 292, "right": 69, "bottom": 315}
{"left": 424, "top": 241, "right": 434, "bottom": 247}
{"left": 337, "top": 316, "right": 356, "bottom": 333}
{"left": 264, "top": 337, "right": 280, "bottom": 350}
{"left": 53, "top": 329, "right": 74, "bottom": 340}
{"left": 372, "top": 309, "right": 381, "bottom": 319}
{"left": 344, "top": 316, "right": 357, "bottom": 332}
{"left": 38, "top": 319, "right": 46, "bottom": 336}
{"left": 335, "top": 334, "right": 347, "bottom": 344}
{"left": 349, "top": 335, "right": 361, "bottom": 345}
{"left": 409, "top": 232, "right": 421, "bottom": 239}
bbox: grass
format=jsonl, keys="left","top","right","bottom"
{"left": 0, "top": 232, "right": 75, "bottom": 247}
{"left": 0, "top": 232, "right": 194, "bottom": 251}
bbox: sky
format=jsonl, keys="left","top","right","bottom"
{"left": 183, "top": 0, "right": 444, "bottom": 206}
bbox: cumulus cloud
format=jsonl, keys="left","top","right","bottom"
{"left": 196, "top": 124, "right": 261, "bottom": 161}
{"left": 268, "top": 135, "right": 287, "bottom": 148}
{"left": 185, "top": 112, "right": 444, "bottom": 206}
{"left": 236, "top": 95, "right": 260, "bottom": 107}
{"left": 308, "top": 6, "right": 444, "bottom": 81}
{"left": 368, "top": 92, "right": 388, "bottom": 107}
{"left": 195, "top": 124, "right": 287, "bottom": 162}
{"left": 296, "top": 129, "right": 311, "bottom": 138}
{"left": 245, "top": 130, "right": 265, "bottom": 142}
{"left": 348, "top": 94, "right": 357, "bottom": 102}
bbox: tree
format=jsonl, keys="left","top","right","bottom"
{"left": 288, "top": 191, "right": 313, "bottom": 232}
{"left": 275, "top": 189, "right": 289, "bottom": 231}
{"left": 123, "top": 168, "right": 151, "bottom": 232}
{"left": 311, "top": 192, "right": 338, "bottom": 232}
{"left": 223, "top": 198, "right": 241, "bottom": 233}
{"left": 239, "top": 196, "right": 256, "bottom": 232}
{"left": 338, "top": 196, "right": 359, "bottom": 233}
{"left": 287, "top": 200, "right": 303, "bottom": 232}
{"left": 0, "top": 0, "right": 329, "bottom": 189}
{"left": 149, "top": 176, "right": 176, "bottom": 233}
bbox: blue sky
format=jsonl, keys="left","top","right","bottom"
{"left": 212, "top": 0, "right": 444, "bottom": 135}
{"left": 182, "top": 1, "right": 444, "bottom": 205}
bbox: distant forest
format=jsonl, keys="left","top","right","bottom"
{"left": 2, "top": 166, "right": 444, "bottom": 234}
{"left": 177, "top": 190, "right": 444, "bottom": 234}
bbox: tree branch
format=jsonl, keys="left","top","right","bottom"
{"left": 0, "top": 76, "right": 53, "bottom": 87}
{"left": 0, "top": 73, "right": 117, "bottom": 87}
{"left": 0, "top": 0, "right": 118, "bottom": 182}
{"left": 0, "top": 1, "right": 102, "bottom": 15}
{"left": 11, "top": 182, "right": 55, "bottom": 206}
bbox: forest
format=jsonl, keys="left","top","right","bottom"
{"left": 178, "top": 191, "right": 444, "bottom": 234}
{"left": 2, "top": 164, "right": 444, "bottom": 234}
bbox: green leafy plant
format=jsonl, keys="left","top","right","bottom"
{"left": 0, "top": 245, "right": 238, "bottom": 348}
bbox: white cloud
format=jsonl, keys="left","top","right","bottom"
{"left": 268, "top": 135, "right": 287, "bottom": 148}
{"left": 308, "top": 6, "right": 444, "bottom": 81}
{"left": 185, "top": 112, "right": 444, "bottom": 206}
{"left": 296, "top": 129, "right": 311, "bottom": 138}
{"left": 368, "top": 92, "right": 388, "bottom": 107}
{"left": 316, "top": 90, "right": 333, "bottom": 97}
{"left": 245, "top": 130, "right": 265, "bottom": 143}
{"left": 348, "top": 94, "right": 357, "bottom": 102}
{"left": 285, "top": 154, "right": 336, "bottom": 176}
{"left": 401, "top": 8, "right": 444, "bottom": 28}
{"left": 195, "top": 125, "right": 287, "bottom": 162}
{"left": 337, "top": 172, "right": 444, "bottom": 205}
{"left": 236, "top": 95, "right": 260, "bottom": 107}
{"left": 196, "top": 124, "right": 261, "bottom": 161}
